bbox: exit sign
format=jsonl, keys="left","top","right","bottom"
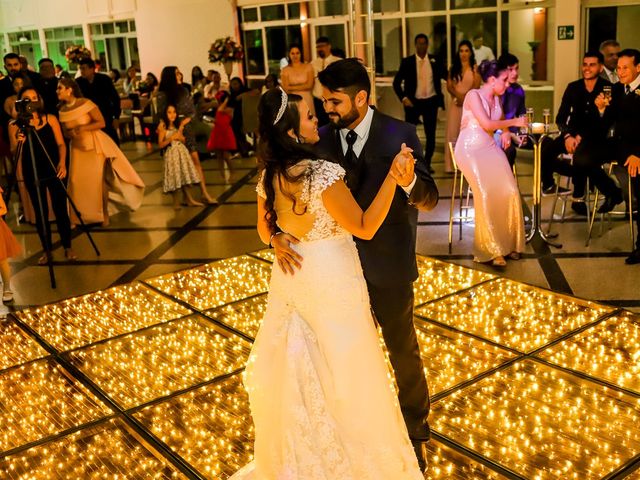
{"left": 558, "top": 25, "right": 575, "bottom": 40}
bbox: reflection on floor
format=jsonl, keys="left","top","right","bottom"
{"left": 2, "top": 252, "right": 639, "bottom": 479}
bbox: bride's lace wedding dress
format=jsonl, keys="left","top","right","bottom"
{"left": 231, "top": 160, "right": 423, "bottom": 479}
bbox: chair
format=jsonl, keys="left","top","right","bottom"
{"left": 546, "top": 153, "right": 574, "bottom": 233}
{"left": 447, "top": 141, "right": 474, "bottom": 253}
{"left": 586, "top": 161, "right": 635, "bottom": 249}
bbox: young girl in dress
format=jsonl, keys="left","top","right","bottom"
{"left": 158, "top": 105, "right": 203, "bottom": 209}
{"left": 207, "top": 90, "right": 237, "bottom": 183}
{"left": 0, "top": 188, "right": 21, "bottom": 303}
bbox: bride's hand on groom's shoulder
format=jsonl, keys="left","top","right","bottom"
{"left": 390, "top": 143, "right": 415, "bottom": 187}
{"left": 272, "top": 233, "right": 303, "bottom": 275}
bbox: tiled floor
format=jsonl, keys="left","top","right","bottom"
{"left": 2, "top": 125, "right": 638, "bottom": 314}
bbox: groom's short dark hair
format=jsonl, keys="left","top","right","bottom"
{"left": 318, "top": 58, "right": 371, "bottom": 100}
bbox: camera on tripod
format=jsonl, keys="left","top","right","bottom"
{"left": 14, "top": 98, "right": 43, "bottom": 130}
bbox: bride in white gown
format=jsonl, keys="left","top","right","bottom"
{"left": 231, "top": 88, "right": 423, "bottom": 479}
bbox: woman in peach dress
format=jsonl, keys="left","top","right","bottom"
{"left": 281, "top": 44, "right": 315, "bottom": 116}
{"left": 57, "top": 77, "right": 144, "bottom": 227}
{"left": 445, "top": 40, "right": 481, "bottom": 173}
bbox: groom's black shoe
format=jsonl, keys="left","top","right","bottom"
{"left": 625, "top": 248, "right": 640, "bottom": 265}
{"left": 411, "top": 439, "right": 428, "bottom": 473}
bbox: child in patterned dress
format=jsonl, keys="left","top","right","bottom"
{"left": 157, "top": 105, "right": 202, "bottom": 209}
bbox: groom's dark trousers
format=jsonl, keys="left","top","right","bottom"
{"left": 317, "top": 108, "right": 439, "bottom": 441}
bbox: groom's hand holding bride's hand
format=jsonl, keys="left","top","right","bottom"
{"left": 390, "top": 143, "right": 415, "bottom": 187}
{"left": 272, "top": 233, "right": 303, "bottom": 275}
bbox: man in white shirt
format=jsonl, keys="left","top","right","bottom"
{"left": 473, "top": 35, "right": 495, "bottom": 65}
{"left": 599, "top": 39, "right": 621, "bottom": 84}
{"left": 311, "top": 36, "right": 340, "bottom": 126}
{"left": 393, "top": 33, "right": 445, "bottom": 173}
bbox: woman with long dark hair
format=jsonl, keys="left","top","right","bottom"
{"left": 453, "top": 60, "right": 526, "bottom": 267}
{"left": 157, "top": 66, "right": 215, "bottom": 203}
{"left": 230, "top": 88, "right": 423, "bottom": 479}
{"left": 8, "top": 87, "right": 76, "bottom": 263}
{"left": 445, "top": 40, "right": 481, "bottom": 172}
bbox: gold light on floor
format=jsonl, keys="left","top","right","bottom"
{"left": 0, "top": 318, "right": 48, "bottom": 371}
{"left": 416, "top": 278, "right": 612, "bottom": 352}
{"left": 0, "top": 418, "right": 186, "bottom": 479}
{"left": 146, "top": 256, "right": 271, "bottom": 311}
{"left": 414, "top": 318, "right": 516, "bottom": 395}
{"left": 69, "top": 316, "right": 251, "bottom": 409}
{"left": 540, "top": 312, "right": 640, "bottom": 394}
{"left": 414, "top": 256, "right": 495, "bottom": 306}
{"left": 135, "top": 373, "right": 253, "bottom": 479}
{"left": 249, "top": 248, "right": 275, "bottom": 263}
{"left": 3, "top": 254, "right": 639, "bottom": 479}
{"left": 431, "top": 359, "right": 640, "bottom": 479}
{"left": 207, "top": 294, "right": 267, "bottom": 339}
{"left": 15, "top": 283, "right": 190, "bottom": 351}
{"left": 0, "top": 359, "right": 110, "bottom": 454}
{"left": 425, "top": 440, "right": 509, "bottom": 479}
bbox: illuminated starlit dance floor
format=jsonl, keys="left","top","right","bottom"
{"left": 3, "top": 251, "right": 640, "bottom": 479}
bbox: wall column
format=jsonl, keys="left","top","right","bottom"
{"left": 553, "top": 0, "right": 581, "bottom": 113}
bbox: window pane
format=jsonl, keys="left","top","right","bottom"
{"left": 374, "top": 18, "right": 402, "bottom": 76}
{"left": 92, "top": 39, "right": 107, "bottom": 70}
{"left": 128, "top": 37, "right": 139, "bottom": 69}
{"left": 75, "top": 27, "right": 84, "bottom": 37}
{"left": 265, "top": 25, "right": 302, "bottom": 75}
{"left": 406, "top": 0, "right": 446, "bottom": 12}
{"left": 129, "top": 21, "right": 136, "bottom": 32}
{"left": 116, "top": 21, "right": 129, "bottom": 33}
{"left": 287, "top": 3, "right": 300, "bottom": 19}
{"left": 243, "top": 7, "right": 258, "bottom": 22}
{"left": 373, "top": 0, "right": 399, "bottom": 12}
{"left": 501, "top": 8, "right": 551, "bottom": 82}
{"left": 261, "top": 5, "right": 286, "bottom": 21}
{"left": 450, "top": 12, "right": 497, "bottom": 65}
{"left": 243, "top": 29, "right": 265, "bottom": 75}
{"left": 451, "top": 0, "right": 496, "bottom": 8}
{"left": 406, "top": 16, "right": 448, "bottom": 66}
{"left": 102, "top": 23, "right": 115, "bottom": 35}
{"left": 317, "top": 0, "right": 347, "bottom": 16}
{"left": 315, "top": 24, "right": 347, "bottom": 58}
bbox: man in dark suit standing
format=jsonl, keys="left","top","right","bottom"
{"left": 272, "top": 58, "right": 438, "bottom": 472}
{"left": 76, "top": 57, "right": 121, "bottom": 145}
{"left": 598, "top": 48, "right": 640, "bottom": 264}
{"left": 393, "top": 34, "right": 445, "bottom": 173}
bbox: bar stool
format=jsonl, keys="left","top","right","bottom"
{"left": 546, "top": 153, "right": 574, "bottom": 234}
{"left": 586, "top": 161, "right": 635, "bottom": 249}
{"left": 447, "top": 141, "right": 474, "bottom": 253}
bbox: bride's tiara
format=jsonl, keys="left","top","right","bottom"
{"left": 273, "top": 87, "right": 288, "bottom": 125}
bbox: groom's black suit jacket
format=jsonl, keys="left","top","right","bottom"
{"left": 317, "top": 109, "right": 438, "bottom": 287}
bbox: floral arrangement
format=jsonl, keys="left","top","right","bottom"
{"left": 65, "top": 45, "right": 92, "bottom": 63}
{"left": 208, "top": 37, "right": 244, "bottom": 63}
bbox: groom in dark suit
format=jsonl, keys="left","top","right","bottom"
{"left": 598, "top": 48, "right": 640, "bottom": 264}
{"left": 272, "top": 58, "right": 438, "bottom": 471}
{"left": 393, "top": 33, "right": 446, "bottom": 173}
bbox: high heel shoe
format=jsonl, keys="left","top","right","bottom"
{"left": 491, "top": 256, "right": 507, "bottom": 267}
{"left": 507, "top": 252, "right": 521, "bottom": 260}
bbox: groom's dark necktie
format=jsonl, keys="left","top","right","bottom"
{"left": 343, "top": 130, "right": 360, "bottom": 190}
{"left": 345, "top": 130, "right": 358, "bottom": 168}
{"left": 625, "top": 85, "right": 631, "bottom": 95}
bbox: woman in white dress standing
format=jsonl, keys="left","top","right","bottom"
{"left": 454, "top": 60, "right": 527, "bottom": 267}
{"left": 231, "top": 88, "right": 423, "bottom": 479}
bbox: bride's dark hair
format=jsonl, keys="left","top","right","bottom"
{"left": 257, "top": 88, "right": 317, "bottom": 234}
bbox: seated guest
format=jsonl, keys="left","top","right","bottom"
{"left": 123, "top": 66, "right": 140, "bottom": 96}
{"left": 598, "top": 48, "right": 640, "bottom": 264}
{"left": 541, "top": 51, "right": 620, "bottom": 215}
{"left": 497, "top": 53, "right": 527, "bottom": 169}
{"left": 203, "top": 70, "right": 223, "bottom": 100}
{"left": 138, "top": 72, "right": 159, "bottom": 98}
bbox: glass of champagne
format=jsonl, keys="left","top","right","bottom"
{"left": 542, "top": 108, "right": 551, "bottom": 133}
{"left": 603, "top": 85, "right": 612, "bottom": 103}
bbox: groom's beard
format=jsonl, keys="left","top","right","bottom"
{"left": 328, "top": 104, "right": 360, "bottom": 129}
